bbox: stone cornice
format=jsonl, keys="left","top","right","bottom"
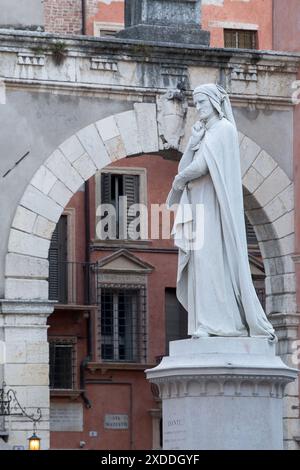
{"left": 0, "top": 29, "right": 299, "bottom": 65}
{"left": 0, "top": 30, "right": 299, "bottom": 108}
{"left": 0, "top": 299, "right": 55, "bottom": 315}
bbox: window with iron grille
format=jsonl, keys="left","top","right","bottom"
{"left": 224, "top": 29, "right": 257, "bottom": 49}
{"left": 49, "top": 339, "right": 76, "bottom": 390}
{"left": 101, "top": 173, "right": 140, "bottom": 240}
{"left": 98, "top": 285, "right": 147, "bottom": 363}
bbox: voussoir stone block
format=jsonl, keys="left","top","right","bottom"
{"left": 275, "top": 255, "right": 295, "bottom": 275}
{"left": 48, "top": 180, "right": 73, "bottom": 208}
{"left": 12, "top": 206, "right": 37, "bottom": 234}
{"left": 242, "top": 166, "right": 264, "bottom": 194}
{"left": 252, "top": 150, "right": 277, "bottom": 179}
{"left": 77, "top": 124, "right": 111, "bottom": 169}
{"left": 134, "top": 103, "right": 159, "bottom": 153}
{"left": 72, "top": 153, "right": 97, "bottom": 181}
{"left": 8, "top": 229, "right": 50, "bottom": 259}
{"left": 46, "top": 150, "right": 84, "bottom": 193}
{"left": 115, "top": 110, "right": 142, "bottom": 156}
{"left": 96, "top": 115, "right": 120, "bottom": 142}
{"left": 279, "top": 184, "right": 294, "bottom": 213}
{"left": 240, "top": 136, "right": 261, "bottom": 176}
{"left": 254, "top": 167, "right": 291, "bottom": 208}
{"left": 20, "top": 185, "right": 62, "bottom": 223}
{"left": 278, "top": 234, "right": 295, "bottom": 257}
{"left": 104, "top": 136, "right": 127, "bottom": 161}
{"left": 5, "top": 253, "right": 48, "bottom": 279}
{"left": 31, "top": 165, "right": 57, "bottom": 195}
{"left": 33, "top": 216, "right": 56, "bottom": 240}
{"left": 59, "top": 135, "right": 85, "bottom": 163}
{"left": 273, "top": 211, "right": 294, "bottom": 239}
{"left": 264, "top": 196, "right": 289, "bottom": 224}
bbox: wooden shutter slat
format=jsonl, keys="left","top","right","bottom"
{"left": 123, "top": 174, "right": 140, "bottom": 240}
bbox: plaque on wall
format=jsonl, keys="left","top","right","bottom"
{"left": 104, "top": 414, "right": 129, "bottom": 430}
{"left": 50, "top": 403, "right": 83, "bottom": 432}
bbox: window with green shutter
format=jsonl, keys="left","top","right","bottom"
{"left": 48, "top": 215, "right": 68, "bottom": 303}
{"left": 101, "top": 172, "right": 140, "bottom": 240}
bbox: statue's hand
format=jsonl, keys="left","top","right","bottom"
{"left": 189, "top": 121, "right": 206, "bottom": 149}
{"left": 172, "top": 174, "right": 186, "bottom": 191}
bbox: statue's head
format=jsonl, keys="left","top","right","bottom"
{"left": 193, "top": 83, "right": 236, "bottom": 128}
{"left": 193, "top": 93, "right": 217, "bottom": 123}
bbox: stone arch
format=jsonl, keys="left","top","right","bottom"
{"left": 238, "top": 132, "right": 295, "bottom": 316}
{"left": 4, "top": 106, "right": 295, "bottom": 318}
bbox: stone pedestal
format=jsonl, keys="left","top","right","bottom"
{"left": 146, "top": 338, "right": 298, "bottom": 450}
{"left": 118, "top": 0, "right": 210, "bottom": 45}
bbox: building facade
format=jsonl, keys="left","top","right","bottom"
{"left": 0, "top": 0, "right": 299, "bottom": 450}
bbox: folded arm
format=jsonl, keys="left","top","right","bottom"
{"left": 173, "top": 153, "right": 209, "bottom": 190}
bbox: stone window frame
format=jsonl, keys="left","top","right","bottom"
{"left": 95, "top": 277, "right": 148, "bottom": 365}
{"left": 49, "top": 208, "right": 77, "bottom": 305}
{"left": 93, "top": 22, "right": 124, "bottom": 37}
{"left": 95, "top": 166, "right": 148, "bottom": 242}
{"left": 49, "top": 336, "right": 77, "bottom": 391}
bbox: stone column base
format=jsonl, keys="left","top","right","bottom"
{"left": 146, "top": 338, "right": 297, "bottom": 450}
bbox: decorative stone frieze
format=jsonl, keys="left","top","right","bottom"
{"left": 90, "top": 57, "right": 118, "bottom": 72}
{"left": 18, "top": 53, "right": 45, "bottom": 66}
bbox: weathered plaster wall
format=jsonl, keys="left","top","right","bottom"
{"left": 0, "top": 90, "right": 132, "bottom": 296}
{"left": 234, "top": 107, "right": 294, "bottom": 179}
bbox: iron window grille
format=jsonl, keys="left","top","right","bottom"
{"left": 97, "top": 284, "right": 147, "bottom": 363}
{"left": 49, "top": 338, "right": 76, "bottom": 390}
{"left": 224, "top": 29, "right": 258, "bottom": 49}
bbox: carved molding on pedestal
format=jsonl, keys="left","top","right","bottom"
{"left": 154, "top": 374, "right": 290, "bottom": 400}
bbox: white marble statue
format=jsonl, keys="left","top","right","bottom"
{"left": 167, "top": 83, "right": 276, "bottom": 341}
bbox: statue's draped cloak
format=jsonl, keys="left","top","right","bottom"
{"left": 167, "top": 118, "right": 275, "bottom": 340}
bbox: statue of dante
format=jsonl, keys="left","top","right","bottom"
{"left": 167, "top": 83, "right": 276, "bottom": 341}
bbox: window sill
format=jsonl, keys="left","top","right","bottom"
{"left": 91, "top": 239, "right": 153, "bottom": 249}
{"left": 50, "top": 389, "right": 84, "bottom": 399}
{"left": 53, "top": 304, "right": 98, "bottom": 311}
{"left": 87, "top": 362, "right": 156, "bottom": 374}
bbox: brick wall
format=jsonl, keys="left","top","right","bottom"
{"left": 44, "top": 0, "right": 83, "bottom": 34}
{"left": 44, "top": 0, "right": 123, "bottom": 35}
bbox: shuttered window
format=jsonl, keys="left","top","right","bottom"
{"left": 101, "top": 173, "right": 140, "bottom": 240}
{"left": 48, "top": 215, "right": 68, "bottom": 303}
{"left": 224, "top": 29, "right": 257, "bottom": 49}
